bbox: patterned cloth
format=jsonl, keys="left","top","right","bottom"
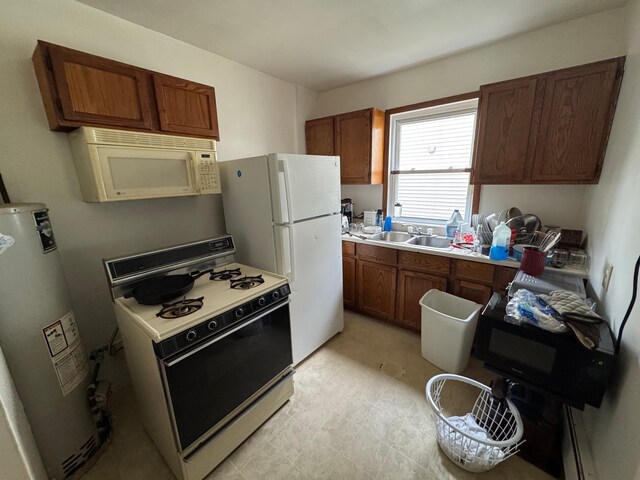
{"left": 538, "top": 290, "right": 602, "bottom": 349}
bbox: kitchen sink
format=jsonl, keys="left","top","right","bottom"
{"left": 369, "top": 231, "right": 412, "bottom": 243}
{"left": 406, "top": 235, "right": 452, "bottom": 248}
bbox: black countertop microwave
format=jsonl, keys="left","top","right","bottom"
{"left": 474, "top": 294, "right": 615, "bottom": 409}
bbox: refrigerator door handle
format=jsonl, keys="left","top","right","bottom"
{"left": 280, "top": 159, "right": 294, "bottom": 224}
{"left": 278, "top": 225, "right": 295, "bottom": 282}
{"left": 285, "top": 226, "right": 296, "bottom": 282}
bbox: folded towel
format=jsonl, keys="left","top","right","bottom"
{"left": 539, "top": 290, "right": 601, "bottom": 349}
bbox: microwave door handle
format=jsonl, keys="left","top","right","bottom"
{"left": 189, "top": 152, "right": 200, "bottom": 193}
{"left": 280, "top": 159, "right": 294, "bottom": 224}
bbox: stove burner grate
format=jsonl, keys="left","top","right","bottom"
{"left": 156, "top": 297, "right": 204, "bottom": 319}
{"left": 210, "top": 268, "right": 242, "bottom": 281}
{"left": 230, "top": 275, "right": 264, "bottom": 290}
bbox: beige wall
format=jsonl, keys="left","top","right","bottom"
{"left": 582, "top": 0, "right": 640, "bottom": 478}
{"left": 0, "top": 0, "right": 306, "bottom": 387}
{"left": 315, "top": 8, "right": 626, "bottom": 227}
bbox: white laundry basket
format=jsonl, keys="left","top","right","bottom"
{"left": 420, "top": 289, "right": 482, "bottom": 373}
{"left": 426, "top": 374, "right": 524, "bottom": 473}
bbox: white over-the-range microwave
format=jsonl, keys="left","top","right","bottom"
{"left": 68, "top": 127, "right": 221, "bottom": 202}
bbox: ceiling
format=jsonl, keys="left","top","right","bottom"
{"left": 75, "top": 0, "right": 626, "bottom": 92}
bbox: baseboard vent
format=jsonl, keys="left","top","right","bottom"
{"left": 562, "top": 405, "right": 598, "bottom": 480}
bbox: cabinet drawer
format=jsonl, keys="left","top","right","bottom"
{"left": 454, "top": 260, "right": 495, "bottom": 283}
{"left": 453, "top": 280, "right": 493, "bottom": 306}
{"left": 356, "top": 244, "right": 397, "bottom": 265}
{"left": 342, "top": 241, "right": 356, "bottom": 257}
{"left": 399, "top": 251, "right": 450, "bottom": 275}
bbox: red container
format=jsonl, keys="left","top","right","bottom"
{"left": 521, "top": 247, "right": 546, "bottom": 276}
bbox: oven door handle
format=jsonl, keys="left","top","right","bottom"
{"left": 163, "top": 298, "right": 291, "bottom": 367}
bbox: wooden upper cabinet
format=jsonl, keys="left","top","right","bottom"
{"left": 472, "top": 78, "right": 538, "bottom": 184}
{"left": 472, "top": 57, "right": 624, "bottom": 184}
{"left": 531, "top": 60, "right": 621, "bottom": 183}
{"left": 153, "top": 74, "right": 219, "bottom": 138}
{"left": 32, "top": 40, "right": 220, "bottom": 139}
{"left": 305, "top": 117, "right": 335, "bottom": 156}
{"left": 38, "top": 42, "right": 153, "bottom": 130}
{"left": 305, "top": 108, "right": 384, "bottom": 185}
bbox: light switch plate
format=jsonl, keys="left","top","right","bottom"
{"left": 602, "top": 263, "right": 614, "bottom": 291}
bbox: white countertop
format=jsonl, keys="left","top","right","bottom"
{"left": 342, "top": 233, "right": 589, "bottom": 278}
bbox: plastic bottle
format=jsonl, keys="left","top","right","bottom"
{"left": 383, "top": 216, "right": 392, "bottom": 232}
{"left": 393, "top": 203, "right": 402, "bottom": 219}
{"left": 474, "top": 224, "right": 483, "bottom": 253}
{"left": 445, "top": 209, "right": 464, "bottom": 238}
{"left": 489, "top": 222, "right": 511, "bottom": 260}
{"left": 376, "top": 209, "right": 383, "bottom": 226}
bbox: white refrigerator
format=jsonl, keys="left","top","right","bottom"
{"left": 220, "top": 154, "right": 344, "bottom": 364}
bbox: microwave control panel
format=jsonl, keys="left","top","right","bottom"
{"left": 195, "top": 152, "right": 221, "bottom": 194}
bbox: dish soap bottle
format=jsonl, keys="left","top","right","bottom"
{"left": 445, "top": 209, "right": 463, "bottom": 238}
{"left": 489, "top": 222, "right": 511, "bottom": 260}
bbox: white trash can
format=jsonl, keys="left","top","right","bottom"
{"left": 420, "top": 289, "right": 482, "bottom": 374}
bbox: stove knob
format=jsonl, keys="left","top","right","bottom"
{"left": 207, "top": 320, "right": 218, "bottom": 331}
{"left": 234, "top": 308, "right": 244, "bottom": 319}
{"left": 272, "top": 291, "right": 280, "bottom": 300}
{"left": 258, "top": 297, "right": 266, "bottom": 307}
{"left": 186, "top": 330, "right": 197, "bottom": 342}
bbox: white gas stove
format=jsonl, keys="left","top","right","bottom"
{"left": 114, "top": 262, "right": 288, "bottom": 341}
{"left": 104, "top": 236, "right": 294, "bottom": 480}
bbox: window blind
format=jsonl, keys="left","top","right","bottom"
{"left": 389, "top": 104, "right": 477, "bottom": 222}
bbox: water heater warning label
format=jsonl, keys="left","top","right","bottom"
{"left": 42, "top": 311, "right": 88, "bottom": 396}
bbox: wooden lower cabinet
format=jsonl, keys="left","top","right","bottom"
{"left": 357, "top": 260, "right": 397, "bottom": 322}
{"left": 397, "top": 270, "right": 447, "bottom": 331}
{"left": 342, "top": 256, "right": 357, "bottom": 308}
{"left": 494, "top": 266, "right": 518, "bottom": 295}
{"left": 342, "top": 240, "right": 517, "bottom": 331}
{"left": 453, "top": 279, "right": 493, "bottom": 305}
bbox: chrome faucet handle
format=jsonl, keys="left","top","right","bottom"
{"left": 406, "top": 225, "right": 416, "bottom": 234}
{"left": 417, "top": 226, "right": 423, "bottom": 235}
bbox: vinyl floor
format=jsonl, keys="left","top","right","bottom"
{"left": 83, "top": 309, "right": 554, "bottom": 480}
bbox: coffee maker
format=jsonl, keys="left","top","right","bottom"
{"left": 341, "top": 198, "right": 353, "bottom": 224}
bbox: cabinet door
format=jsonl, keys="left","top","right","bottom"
{"left": 531, "top": 60, "right": 622, "bottom": 183}
{"left": 342, "top": 257, "right": 357, "bottom": 308}
{"left": 472, "top": 77, "right": 538, "bottom": 184}
{"left": 335, "top": 109, "right": 373, "bottom": 184}
{"left": 357, "top": 260, "right": 397, "bottom": 322}
{"left": 48, "top": 44, "right": 153, "bottom": 129}
{"left": 397, "top": 270, "right": 447, "bottom": 331}
{"left": 493, "top": 266, "right": 517, "bottom": 295}
{"left": 153, "top": 74, "right": 219, "bottom": 139}
{"left": 305, "top": 117, "right": 335, "bottom": 155}
{"left": 453, "top": 280, "right": 492, "bottom": 306}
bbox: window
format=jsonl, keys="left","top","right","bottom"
{"left": 387, "top": 98, "right": 478, "bottom": 224}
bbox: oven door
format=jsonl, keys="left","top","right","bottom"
{"left": 160, "top": 299, "right": 293, "bottom": 450}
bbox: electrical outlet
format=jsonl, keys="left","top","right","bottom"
{"left": 602, "top": 263, "right": 614, "bottom": 291}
